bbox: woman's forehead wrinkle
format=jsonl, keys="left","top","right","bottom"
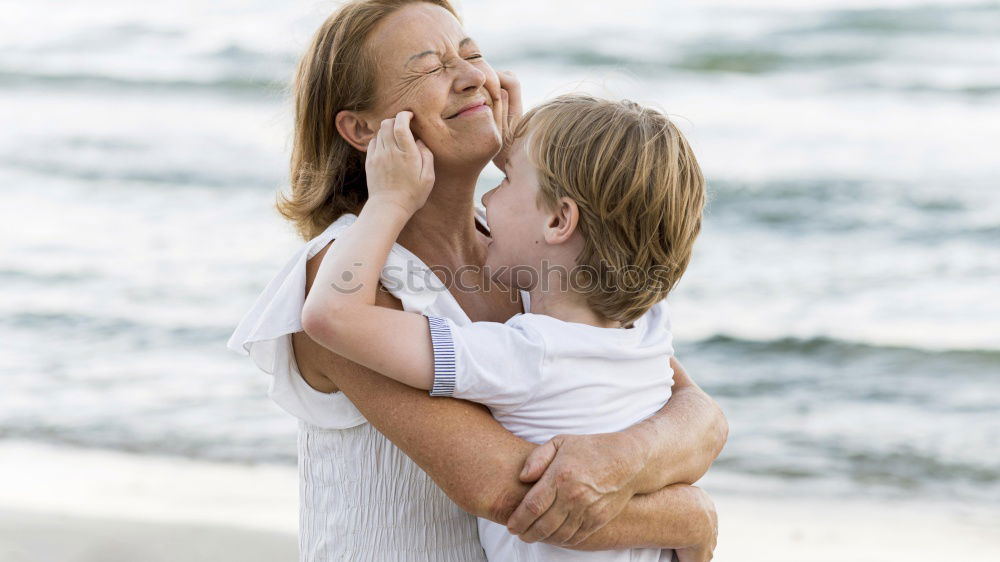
{"left": 402, "top": 31, "right": 472, "bottom": 68}
{"left": 369, "top": 12, "right": 476, "bottom": 107}
{"left": 405, "top": 49, "right": 441, "bottom": 69}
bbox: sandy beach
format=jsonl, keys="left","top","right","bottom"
{"left": 2, "top": 441, "right": 998, "bottom": 562}
{"left": 0, "top": 441, "right": 298, "bottom": 562}
{"left": 0, "top": 509, "right": 296, "bottom": 562}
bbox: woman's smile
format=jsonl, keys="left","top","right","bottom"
{"left": 447, "top": 100, "right": 490, "bottom": 119}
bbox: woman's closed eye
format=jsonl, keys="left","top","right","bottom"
{"left": 427, "top": 54, "right": 483, "bottom": 74}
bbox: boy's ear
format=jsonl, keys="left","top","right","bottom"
{"left": 544, "top": 197, "right": 580, "bottom": 245}
{"left": 336, "top": 110, "right": 377, "bottom": 152}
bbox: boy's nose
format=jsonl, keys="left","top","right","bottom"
{"left": 481, "top": 186, "right": 497, "bottom": 207}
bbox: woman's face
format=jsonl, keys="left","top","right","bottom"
{"left": 364, "top": 3, "right": 503, "bottom": 168}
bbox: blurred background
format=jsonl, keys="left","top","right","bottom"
{"left": 1, "top": 0, "right": 998, "bottom": 560}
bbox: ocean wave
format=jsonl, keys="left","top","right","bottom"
{"left": 897, "top": 81, "right": 1000, "bottom": 98}
{"left": 675, "top": 48, "right": 874, "bottom": 75}
{"left": 684, "top": 333, "right": 1000, "bottom": 363}
{"left": 715, "top": 445, "right": 1000, "bottom": 501}
{"left": 203, "top": 43, "right": 297, "bottom": 66}
{"left": 3, "top": 311, "right": 234, "bottom": 349}
{"left": 804, "top": 4, "right": 1000, "bottom": 36}
{"left": 0, "top": 426, "right": 296, "bottom": 467}
{"left": 842, "top": 446, "right": 1000, "bottom": 488}
{"left": 0, "top": 154, "right": 281, "bottom": 190}
{"left": 0, "top": 268, "right": 100, "bottom": 284}
{"left": 0, "top": 69, "right": 287, "bottom": 96}
{"left": 828, "top": 75, "right": 1000, "bottom": 98}
{"left": 502, "top": 44, "right": 877, "bottom": 75}
{"left": 702, "top": 178, "right": 1000, "bottom": 241}
{"left": 26, "top": 22, "right": 186, "bottom": 53}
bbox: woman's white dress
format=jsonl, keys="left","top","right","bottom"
{"left": 228, "top": 209, "right": 523, "bottom": 561}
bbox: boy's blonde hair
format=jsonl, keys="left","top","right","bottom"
{"left": 514, "top": 94, "right": 706, "bottom": 325}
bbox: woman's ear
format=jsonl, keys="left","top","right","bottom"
{"left": 335, "top": 110, "right": 376, "bottom": 152}
{"left": 544, "top": 197, "right": 580, "bottom": 245}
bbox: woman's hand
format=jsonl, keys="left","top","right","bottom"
{"left": 504, "top": 431, "right": 647, "bottom": 546}
{"left": 504, "top": 358, "right": 727, "bottom": 549}
{"left": 365, "top": 111, "right": 435, "bottom": 216}
{"left": 492, "top": 70, "right": 522, "bottom": 171}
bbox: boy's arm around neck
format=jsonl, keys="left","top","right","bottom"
{"left": 300, "top": 202, "right": 436, "bottom": 391}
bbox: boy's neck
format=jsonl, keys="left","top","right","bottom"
{"left": 527, "top": 271, "right": 621, "bottom": 329}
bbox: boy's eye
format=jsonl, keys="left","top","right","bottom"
{"left": 465, "top": 54, "right": 483, "bottom": 61}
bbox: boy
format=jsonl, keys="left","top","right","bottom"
{"left": 301, "top": 94, "right": 706, "bottom": 561}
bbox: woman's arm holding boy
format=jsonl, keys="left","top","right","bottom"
{"left": 296, "top": 256, "right": 720, "bottom": 556}
{"left": 293, "top": 324, "right": 717, "bottom": 560}
{"left": 504, "top": 360, "right": 728, "bottom": 544}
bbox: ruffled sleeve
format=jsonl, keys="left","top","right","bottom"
{"left": 226, "top": 213, "right": 473, "bottom": 429}
{"left": 227, "top": 214, "right": 368, "bottom": 429}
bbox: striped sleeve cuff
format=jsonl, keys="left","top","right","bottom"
{"left": 427, "top": 316, "right": 456, "bottom": 397}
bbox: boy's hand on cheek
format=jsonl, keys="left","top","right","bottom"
{"left": 492, "top": 70, "right": 522, "bottom": 171}
{"left": 364, "top": 111, "right": 435, "bottom": 216}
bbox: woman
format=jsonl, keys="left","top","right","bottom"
{"left": 228, "top": 1, "right": 728, "bottom": 560}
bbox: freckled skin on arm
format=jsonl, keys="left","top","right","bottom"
{"left": 572, "top": 484, "right": 718, "bottom": 555}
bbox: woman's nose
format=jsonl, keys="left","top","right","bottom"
{"left": 453, "top": 59, "right": 486, "bottom": 94}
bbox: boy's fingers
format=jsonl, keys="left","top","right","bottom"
{"left": 378, "top": 118, "right": 394, "bottom": 151}
{"left": 498, "top": 69, "right": 515, "bottom": 87}
{"left": 392, "top": 111, "right": 415, "bottom": 151}
{"left": 416, "top": 140, "right": 435, "bottom": 185}
{"left": 500, "top": 71, "right": 522, "bottom": 112}
{"left": 499, "top": 89, "right": 509, "bottom": 132}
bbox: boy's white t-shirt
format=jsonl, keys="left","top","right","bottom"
{"left": 426, "top": 301, "right": 675, "bottom": 562}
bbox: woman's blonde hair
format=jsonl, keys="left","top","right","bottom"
{"left": 514, "top": 94, "right": 706, "bottom": 325}
{"left": 278, "top": 0, "right": 459, "bottom": 240}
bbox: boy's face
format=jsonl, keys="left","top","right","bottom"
{"left": 480, "top": 136, "right": 553, "bottom": 290}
